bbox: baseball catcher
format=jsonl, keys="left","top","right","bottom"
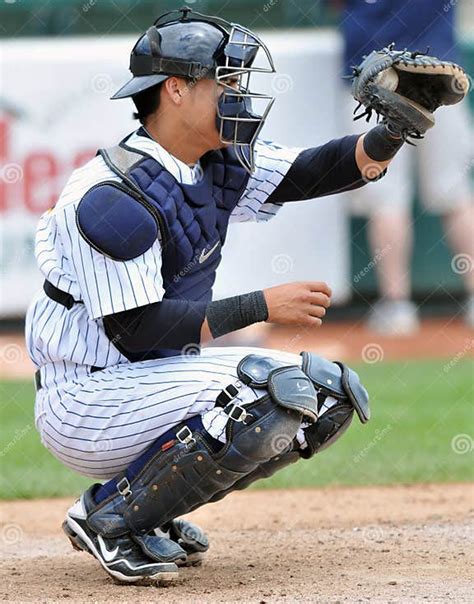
{"left": 25, "top": 7, "right": 468, "bottom": 585}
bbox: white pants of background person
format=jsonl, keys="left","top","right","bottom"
{"left": 345, "top": 90, "right": 474, "bottom": 334}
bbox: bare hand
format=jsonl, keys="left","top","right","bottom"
{"left": 263, "top": 281, "right": 332, "bottom": 327}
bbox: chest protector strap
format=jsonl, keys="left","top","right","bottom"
{"left": 98, "top": 144, "right": 149, "bottom": 193}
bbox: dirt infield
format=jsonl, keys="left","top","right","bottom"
{"left": 1, "top": 484, "right": 473, "bottom": 603}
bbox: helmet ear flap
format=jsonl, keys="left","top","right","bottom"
{"left": 213, "top": 35, "right": 229, "bottom": 65}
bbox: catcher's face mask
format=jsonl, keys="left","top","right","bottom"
{"left": 215, "top": 25, "right": 276, "bottom": 173}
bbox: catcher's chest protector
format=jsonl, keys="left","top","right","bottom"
{"left": 99, "top": 140, "right": 250, "bottom": 304}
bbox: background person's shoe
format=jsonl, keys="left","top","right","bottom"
{"left": 64, "top": 496, "right": 179, "bottom": 585}
{"left": 366, "top": 300, "right": 420, "bottom": 336}
{"left": 464, "top": 294, "right": 474, "bottom": 329}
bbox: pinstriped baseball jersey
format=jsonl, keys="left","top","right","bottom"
{"left": 25, "top": 130, "right": 301, "bottom": 387}
{"left": 24, "top": 130, "right": 318, "bottom": 477}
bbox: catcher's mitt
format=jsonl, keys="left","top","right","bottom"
{"left": 351, "top": 44, "right": 470, "bottom": 139}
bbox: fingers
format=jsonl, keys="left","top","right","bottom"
{"left": 307, "top": 291, "right": 331, "bottom": 308}
{"left": 307, "top": 305, "right": 326, "bottom": 319}
{"left": 302, "top": 315, "right": 323, "bottom": 328}
{"left": 306, "top": 281, "right": 332, "bottom": 297}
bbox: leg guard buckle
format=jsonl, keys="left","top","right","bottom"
{"left": 224, "top": 402, "right": 253, "bottom": 424}
{"left": 176, "top": 426, "right": 195, "bottom": 446}
{"left": 117, "top": 477, "right": 133, "bottom": 500}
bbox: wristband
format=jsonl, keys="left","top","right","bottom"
{"left": 206, "top": 290, "right": 269, "bottom": 338}
{"left": 363, "top": 124, "right": 404, "bottom": 162}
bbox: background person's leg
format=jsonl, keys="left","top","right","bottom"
{"left": 365, "top": 207, "right": 420, "bottom": 335}
{"left": 418, "top": 101, "right": 473, "bottom": 327}
{"left": 443, "top": 205, "right": 474, "bottom": 326}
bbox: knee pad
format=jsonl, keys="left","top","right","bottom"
{"left": 300, "top": 351, "right": 370, "bottom": 423}
{"left": 86, "top": 355, "right": 318, "bottom": 538}
{"left": 298, "top": 351, "right": 370, "bottom": 457}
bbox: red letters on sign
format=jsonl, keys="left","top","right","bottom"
{"left": 0, "top": 114, "right": 96, "bottom": 215}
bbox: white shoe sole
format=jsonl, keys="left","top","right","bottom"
{"left": 65, "top": 515, "right": 178, "bottom": 585}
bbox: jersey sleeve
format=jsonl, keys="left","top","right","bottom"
{"left": 56, "top": 203, "right": 165, "bottom": 320}
{"left": 230, "top": 139, "right": 302, "bottom": 223}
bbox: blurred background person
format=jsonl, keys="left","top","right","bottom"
{"left": 338, "top": 0, "right": 473, "bottom": 335}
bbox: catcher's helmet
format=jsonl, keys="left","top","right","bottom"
{"left": 111, "top": 6, "right": 276, "bottom": 172}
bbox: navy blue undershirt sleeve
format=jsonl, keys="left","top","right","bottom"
{"left": 266, "top": 134, "right": 373, "bottom": 203}
{"left": 103, "top": 299, "right": 207, "bottom": 360}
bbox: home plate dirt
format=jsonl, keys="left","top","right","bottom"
{"left": 1, "top": 484, "right": 472, "bottom": 603}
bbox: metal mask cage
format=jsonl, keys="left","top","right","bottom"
{"left": 215, "top": 24, "right": 276, "bottom": 173}
{"left": 148, "top": 8, "right": 277, "bottom": 173}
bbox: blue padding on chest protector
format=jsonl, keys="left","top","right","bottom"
{"left": 77, "top": 183, "right": 158, "bottom": 260}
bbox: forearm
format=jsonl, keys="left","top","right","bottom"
{"left": 103, "top": 298, "right": 208, "bottom": 358}
{"left": 266, "top": 135, "right": 366, "bottom": 203}
{"left": 266, "top": 126, "right": 404, "bottom": 204}
{"left": 104, "top": 291, "right": 268, "bottom": 358}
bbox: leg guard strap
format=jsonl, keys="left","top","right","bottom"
{"left": 87, "top": 359, "right": 317, "bottom": 537}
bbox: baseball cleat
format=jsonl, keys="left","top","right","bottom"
{"left": 63, "top": 497, "right": 179, "bottom": 585}
{"left": 167, "top": 518, "right": 209, "bottom": 567}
